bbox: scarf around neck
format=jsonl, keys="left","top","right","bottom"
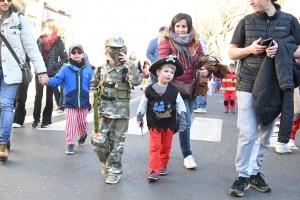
{"left": 164, "top": 27, "right": 199, "bottom": 69}
{"left": 70, "top": 58, "right": 85, "bottom": 68}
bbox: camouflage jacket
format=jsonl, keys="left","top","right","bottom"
{"left": 91, "top": 60, "right": 142, "bottom": 119}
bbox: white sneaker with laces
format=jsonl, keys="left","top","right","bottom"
{"left": 275, "top": 142, "right": 292, "bottom": 154}
{"left": 184, "top": 155, "right": 197, "bottom": 169}
{"left": 12, "top": 123, "right": 22, "bottom": 128}
{"left": 287, "top": 139, "right": 298, "bottom": 149}
{"left": 194, "top": 108, "right": 206, "bottom": 114}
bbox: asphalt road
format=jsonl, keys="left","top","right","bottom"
{"left": 1, "top": 86, "right": 300, "bottom": 200}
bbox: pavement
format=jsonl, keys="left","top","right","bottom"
{"left": 1, "top": 85, "right": 300, "bottom": 200}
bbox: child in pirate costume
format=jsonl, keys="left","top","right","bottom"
{"left": 90, "top": 37, "right": 142, "bottom": 184}
{"left": 136, "top": 55, "right": 187, "bottom": 182}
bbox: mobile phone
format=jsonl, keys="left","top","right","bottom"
{"left": 261, "top": 38, "right": 273, "bottom": 47}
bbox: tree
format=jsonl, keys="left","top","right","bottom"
{"left": 193, "top": 0, "right": 290, "bottom": 62}
{"left": 193, "top": 0, "right": 249, "bottom": 62}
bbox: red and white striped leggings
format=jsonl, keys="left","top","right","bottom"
{"left": 65, "top": 108, "right": 89, "bottom": 144}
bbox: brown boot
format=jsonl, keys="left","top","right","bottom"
{"left": 0, "top": 142, "right": 8, "bottom": 160}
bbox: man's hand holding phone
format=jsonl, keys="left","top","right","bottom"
{"left": 260, "top": 38, "right": 278, "bottom": 58}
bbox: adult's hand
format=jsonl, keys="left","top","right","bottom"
{"left": 248, "top": 37, "right": 268, "bottom": 55}
{"left": 38, "top": 73, "right": 49, "bottom": 85}
{"left": 266, "top": 40, "right": 278, "bottom": 57}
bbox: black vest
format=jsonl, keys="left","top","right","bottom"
{"left": 237, "top": 4, "right": 294, "bottom": 92}
{"left": 145, "top": 84, "right": 178, "bottom": 132}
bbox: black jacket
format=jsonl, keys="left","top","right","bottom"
{"left": 37, "top": 36, "right": 68, "bottom": 76}
{"left": 237, "top": 4, "right": 296, "bottom": 92}
{"left": 252, "top": 36, "right": 300, "bottom": 142}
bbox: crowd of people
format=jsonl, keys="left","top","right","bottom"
{"left": 0, "top": 1, "right": 299, "bottom": 199}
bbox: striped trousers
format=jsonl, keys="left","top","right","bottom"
{"left": 65, "top": 108, "right": 89, "bottom": 144}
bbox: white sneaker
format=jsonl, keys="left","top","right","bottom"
{"left": 194, "top": 108, "right": 206, "bottom": 114}
{"left": 287, "top": 139, "right": 298, "bottom": 149}
{"left": 184, "top": 155, "right": 197, "bottom": 169}
{"left": 12, "top": 123, "right": 22, "bottom": 128}
{"left": 275, "top": 142, "right": 292, "bottom": 154}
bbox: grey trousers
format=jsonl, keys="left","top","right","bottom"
{"left": 235, "top": 91, "right": 276, "bottom": 178}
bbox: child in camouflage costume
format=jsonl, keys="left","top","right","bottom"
{"left": 90, "top": 36, "right": 142, "bottom": 184}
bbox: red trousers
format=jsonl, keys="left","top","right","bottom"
{"left": 224, "top": 90, "right": 236, "bottom": 109}
{"left": 291, "top": 115, "right": 300, "bottom": 140}
{"left": 148, "top": 128, "right": 173, "bottom": 176}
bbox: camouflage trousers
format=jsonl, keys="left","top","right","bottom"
{"left": 91, "top": 117, "right": 128, "bottom": 174}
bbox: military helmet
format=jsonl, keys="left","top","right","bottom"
{"left": 105, "top": 36, "right": 125, "bottom": 48}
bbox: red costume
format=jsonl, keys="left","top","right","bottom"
{"left": 221, "top": 72, "right": 237, "bottom": 110}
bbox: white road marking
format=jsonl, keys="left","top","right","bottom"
{"left": 26, "top": 111, "right": 224, "bottom": 142}
{"left": 190, "top": 117, "right": 222, "bottom": 142}
{"left": 24, "top": 111, "right": 65, "bottom": 124}
{"left": 127, "top": 117, "right": 148, "bottom": 136}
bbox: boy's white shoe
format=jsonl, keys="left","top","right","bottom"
{"left": 184, "top": 155, "right": 197, "bottom": 169}
{"left": 275, "top": 142, "right": 292, "bottom": 154}
{"left": 287, "top": 139, "right": 298, "bottom": 149}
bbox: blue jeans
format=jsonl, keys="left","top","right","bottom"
{"left": 195, "top": 95, "right": 206, "bottom": 109}
{"left": 179, "top": 96, "right": 196, "bottom": 158}
{"left": 0, "top": 68, "right": 18, "bottom": 143}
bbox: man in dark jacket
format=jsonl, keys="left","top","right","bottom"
{"left": 228, "top": 0, "right": 300, "bottom": 197}
{"left": 146, "top": 26, "right": 166, "bottom": 83}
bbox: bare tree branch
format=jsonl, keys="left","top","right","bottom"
{"left": 194, "top": 0, "right": 250, "bottom": 60}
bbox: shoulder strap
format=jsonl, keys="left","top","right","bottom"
{"left": 18, "top": 13, "right": 22, "bottom": 31}
{"left": 0, "top": 33, "right": 23, "bottom": 69}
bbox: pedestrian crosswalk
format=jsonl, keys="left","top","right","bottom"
{"left": 21, "top": 111, "right": 224, "bottom": 142}
{"left": 19, "top": 109, "right": 280, "bottom": 147}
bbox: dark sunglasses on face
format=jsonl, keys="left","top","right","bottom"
{"left": 0, "top": 0, "right": 13, "bottom": 2}
{"left": 71, "top": 50, "right": 83, "bottom": 55}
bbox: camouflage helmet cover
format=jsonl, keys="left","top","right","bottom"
{"left": 105, "top": 36, "right": 125, "bottom": 48}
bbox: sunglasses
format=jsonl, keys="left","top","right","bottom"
{"left": 0, "top": 0, "right": 12, "bottom": 2}
{"left": 106, "top": 47, "right": 127, "bottom": 54}
{"left": 71, "top": 50, "right": 83, "bottom": 55}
